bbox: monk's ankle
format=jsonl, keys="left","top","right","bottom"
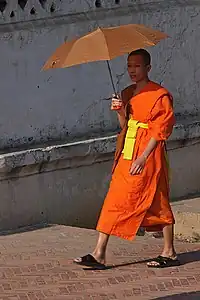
{"left": 92, "top": 250, "right": 106, "bottom": 262}
{"left": 161, "top": 248, "right": 176, "bottom": 258}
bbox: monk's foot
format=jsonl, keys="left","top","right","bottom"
{"left": 92, "top": 251, "right": 106, "bottom": 265}
{"left": 147, "top": 248, "right": 179, "bottom": 268}
{"left": 147, "top": 254, "right": 180, "bottom": 268}
{"left": 73, "top": 254, "right": 106, "bottom": 269}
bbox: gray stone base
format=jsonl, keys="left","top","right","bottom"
{"left": 0, "top": 120, "right": 200, "bottom": 231}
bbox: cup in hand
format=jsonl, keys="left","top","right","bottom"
{"left": 111, "top": 94, "right": 123, "bottom": 111}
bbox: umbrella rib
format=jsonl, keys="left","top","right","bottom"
{"left": 99, "top": 28, "right": 111, "bottom": 59}
{"left": 132, "top": 26, "right": 157, "bottom": 46}
{"left": 63, "top": 40, "right": 77, "bottom": 67}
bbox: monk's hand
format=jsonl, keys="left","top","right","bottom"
{"left": 129, "top": 155, "right": 146, "bottom": 175}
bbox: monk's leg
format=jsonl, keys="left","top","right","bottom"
{"left": 147, "top": 224, "right": 178, "bottom": 267}
{"left": 92, "top": 232, "right": 110, "bottom": 264}
{"left": 161, "top": 224, "right": 176, "bottom": 257}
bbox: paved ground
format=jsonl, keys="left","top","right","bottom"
{"left": 0, "top": 225, "right": 199, "bottom": 300}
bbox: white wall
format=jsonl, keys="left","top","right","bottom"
{"left": 0, "top": 0, "right": 200, "bottom": 151}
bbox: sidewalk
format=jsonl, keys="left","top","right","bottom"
{"left": 172, "top": 198, "right": 200, "bottom": 242}
{"left": 0, "top": 225, "right": 199, "bottom": 300}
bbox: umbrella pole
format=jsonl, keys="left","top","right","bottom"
{"left": 106, "top": 60, "right": 117, "bottom": 96}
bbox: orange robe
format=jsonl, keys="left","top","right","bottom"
{"left": 96, "top": 81, "right": 175, "bottom": 241}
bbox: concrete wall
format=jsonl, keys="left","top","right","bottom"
{"left": 0, "top": 0, "right": 200, "bottom": 230}
{"left": 0, "top": 123, "right": 200, "bottom": 231}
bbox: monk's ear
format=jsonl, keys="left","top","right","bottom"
{"left": 147, "top": 64, "right": 151, "bottom": 73}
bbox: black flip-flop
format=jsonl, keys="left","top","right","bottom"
{"left": 147, "top": 255, "right": 180, "bottom": 268}
{"left": 73, "top": 254, "right": 106, "bottom": 270}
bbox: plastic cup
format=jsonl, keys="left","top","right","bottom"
{"left": 111, "top": 97, "right": 123, "bottom": 111}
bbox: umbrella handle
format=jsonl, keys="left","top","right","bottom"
{"left": 106, "top": 60, "right": 117, "bottom": 96}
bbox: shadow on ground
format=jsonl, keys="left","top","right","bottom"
{"left": 0, "top": 223, "right": 53, "bottom": 236}
{"left": 179, "top": 250, "right": 200, "bottom": 265}
{"left": 154, "top": 291, "right": 200, "bottom": 299}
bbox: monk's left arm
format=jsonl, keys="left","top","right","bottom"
{"left": 142, "top": 137, "right": 158, "bottom": 160}
{"left": 142, "top": 95, "right": 175, "bottom": 160}
{"left": 130, "top": 95, "right": 175, "bottom": 174}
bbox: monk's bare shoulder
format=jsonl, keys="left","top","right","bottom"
{"left": 121, "top": 84, "right": 135, "bottom": 104}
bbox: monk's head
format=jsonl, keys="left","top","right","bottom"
{"left": 127, "top": 49, "right": 151, "bottom": 83}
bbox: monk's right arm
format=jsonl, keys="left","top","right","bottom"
{"left": 117, "top": 109, "right": 126, "bottom": 129}
{"left": 116, "top": 90, "right": 126, "bottom": 129}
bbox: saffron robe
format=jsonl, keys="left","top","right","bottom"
{"left": 96, "top": 81, "right": 175, "bottom": 241}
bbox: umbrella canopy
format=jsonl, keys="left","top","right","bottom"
{"left": 43, "top": 24, "right": 168, "bottom": 70}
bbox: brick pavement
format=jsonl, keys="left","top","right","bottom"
{"left": 0, "top": 225, "right": 199, "bottom": 300}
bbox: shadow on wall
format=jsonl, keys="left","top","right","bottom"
{"left": 155, "top": 291, "right": 200, "bottom": 299}
{"left": 0, "top": 223, "right": 52, "bottom": 236}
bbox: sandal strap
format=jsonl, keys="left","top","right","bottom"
{"left": 81, "top": 254, "right": 98, "bottom": 263}
{"left": 153, "top": 256, "right": 168, "bottom": 265}
{"left": 160, "top": 255, "right": 178, "bottom": 261}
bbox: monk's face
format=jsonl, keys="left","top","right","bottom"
{"left": 127, "top": 54, "right": 151, "bottom": 83}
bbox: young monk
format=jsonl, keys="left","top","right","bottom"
{"left": 74, "top": 49, "right": 179, "bottom": 269}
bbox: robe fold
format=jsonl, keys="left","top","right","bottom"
{"left": 96, "top": 81, "right": 175, "bottom": 241}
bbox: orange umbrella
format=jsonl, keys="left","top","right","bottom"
{"left": 43, "top": 24, "right": 168, "bottom": 93}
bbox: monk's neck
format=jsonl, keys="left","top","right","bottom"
{"left": 134, "top": 78, "right": 150, "bottom": 94}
